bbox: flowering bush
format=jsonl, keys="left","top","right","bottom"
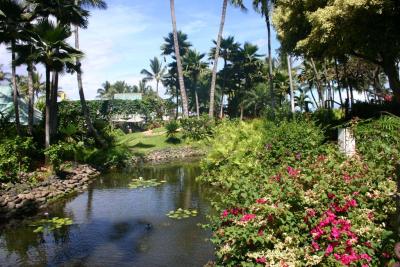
{"left": 199, "top": 116, "right": 400, "bottom": 266}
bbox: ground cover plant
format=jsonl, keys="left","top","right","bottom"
{"left": 198, "top": 116, "right": 400, "bottom": 266}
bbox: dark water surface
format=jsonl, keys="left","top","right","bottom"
{"left": 0, "top": 161, "right": 214, "bottom": 267}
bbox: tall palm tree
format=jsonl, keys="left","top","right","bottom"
{"left": 209, "top": 36, "right": 241, "bottom": 118}
{"left": 183, "top": 49, "right": 208, "bottom": 117}
{"left": 0, "top": 0, "right": 29, "bottom": 134}
{"left": 209, "top": 0, "right": 246, "bottom": 118}
{"left": 162, "top": 31, "right": 191, "bottom": 117}
{"left": 253, "top": 0, "right": 275, "bottom": 112}
{"left": 141, "top": 57, "right": 167, "bottom": 96}
{"left": 97, "top": 81, "right": 115, "bottom": 99}
{"left": 28, "top": 19, "right": 82, "bottom": 149}
{"left": 169, "top": 0, "right": 189, "bottom": 117}
{"left": 73, "top": 0, "right": 106, "bottom": 144}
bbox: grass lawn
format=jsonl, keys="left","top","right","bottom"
{"left": 116, "top": 127, "right": 193, "bottom": 156}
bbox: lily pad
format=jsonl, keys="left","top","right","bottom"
{"left": 30, "top": 217, "right": 73, "bottom": 233}
{"left": 166, "top": 209, "right": 198, "bottom": 220}
{"left": 128, "top": 177, "right": 166, "bottom": 189}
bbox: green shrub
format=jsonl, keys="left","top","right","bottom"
{"left": 199, "top": 117, "right": 398, "bottom": 266}
{"left": 44, "top": 142, "right": 76, "bottom": 174}
{"left": 165, "top": 120, "right": 180, "bottom": 138}
{"left": 180, "top": 115, "right": 215, "bottom": 140}
{"left": 0, "top": 137, "right": 35, "bottom": 183}
{"left": 84, "top": 145, "right": 131, "bottom": 169}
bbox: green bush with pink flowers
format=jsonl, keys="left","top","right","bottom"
{"left": 199, "top": 116, "right": 400, "bottom": 266}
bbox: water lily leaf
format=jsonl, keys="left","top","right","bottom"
{"left": 166, "top": 209, "right": 198, "bottom": 220}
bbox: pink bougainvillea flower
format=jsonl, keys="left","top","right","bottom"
{"left": 367, "top": 212, "right": 374, "bottom": 220}
{"left": 360, "top": 253, "right": 372, "bottom": 261}
{"left": 241, "top": 214, "right": 256, "bottom": 222}
{"left": 312, "top": 241, "right": 320, "bottom": 251}
{"left": 331, "top": 227, "right": 341, "bottom": 239}
{"left": 256, "top": 257, "right": 266, "bottom": 264}
{"left": 325, "top": 243, "right": 334, "bottom": 256}
{"left": 271, "top": 174, "right": 281, "bottom": 182}
{"left": 256, "top": 198, "right": 268, "bottom": 204}
{"left": 343, "top": 173, "right": 352, "bottom": 183}
{"left": 287, "top": 166, "right": 300, "bottom": 177}
{"left": 327, "top": 192, "right": 336, "bottom": 199}
{"left": 307, "top": 209, "right": 316, "bottom": 217}
{"left": 346, "top": 199, "right": 357, "bottom": 208}
{"left": 258, "top": 228, "right": 264, "bottom": 236}
{"left": 221, "top": 210, "right": 229, "bottom": 218}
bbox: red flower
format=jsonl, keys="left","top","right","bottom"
{"left": 258, "top": 228, "right": 264, "bottom": 236}
{"left": 241, "top": 214, "right": 256, "bottom": 222}
{"left": 221, "top": 210, "right": 229, "bottom": 218}
{"left": 312, "top": 241, "right": 320, "bottom": 251}
{"left": 256, "top": 198, "right": 268, "bottom": 204}
{"left": 327, "top": 193, "right": 336, "bottom": 199}
{"left": 287, "top": 166, "right": 300, "bottom": 177}
{"left": 256, "top": 257, "right": 266, "bottom": 264}
{"left": 325, "top": 243, "right": 334, "bottom": 256}
{"left": 360, "top": 253, "right": 372, "bottom": 261}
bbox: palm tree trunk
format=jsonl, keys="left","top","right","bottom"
{"left": 45, "top": 66, "right": 51, "bottom": 150}
{"left": 50, "top": 71, "right": 58, "bottom": 137}
{"left": 219, "top": 94, "right": 224, "bottom": 118}
{"left": 27, "top": 64, "right": 34, "bottom": 135}
{"left": 74, "top": 25, "right": 106, "bottom": 147}
{"left": 170, "top": 0, "right": 189, "bottom": 117}
{"left": 266, "top": 16, "right": 275, "bottom": 111}
{"left": 310, "top": 58, "right": 324, "bottom": 107}
{"left": 334, "top": 59, "right": 344, "bottom": 107}
{"left": 240, "top": 104, "right": 244, "bottom": 121}
{"left": 11, "top": 41, "right": 20, "bottom": 135}
{"left": 287, "top": 55, "right": 295, "bottom": 114}
{"left": 309, "top": 84, "right": 319, "bottom": 109}
{"left": 209, "top": 0, "right": 228, "bottom": 118}
{"left": 156, "top": 80, "right": 159, "bottom": 96}
{"left": 195, "top": 89, "right": 200, "bottom": 118}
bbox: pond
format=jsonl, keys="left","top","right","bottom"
{"left": 0, "top": 161, "right": 214, "bottom": 267}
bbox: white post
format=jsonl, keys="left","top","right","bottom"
{"left": 338, "top": 128, "right": 356, "bottom": 156}
{"left": 287, "top": 55, "right": 295, "bottom": 113}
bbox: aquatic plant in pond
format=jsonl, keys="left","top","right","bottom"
{"left": 128, "top": 177, "right": 166, "bottom": 189}
{"left": 30, "top": 217, "right": 73, "bottom": 233}
{"left": 166, "top": 208, "right": 198, "bottom": 219}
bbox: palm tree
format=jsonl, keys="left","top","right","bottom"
{"left": 295, "top": 88, "right": 313, "bottom": 112}
{"left": 253, "top": 0, "right": 275, "bottom": 112}
{"left": 28, "top": 19, "right": 82, "bottom": 149}
{"left": 141, "top": 57, "right": 167, "bottom": 96}
{"left": 73, "top": 0, "right": 106, "bottom": 144}
{"left": 183, "top": 49, "right": 208, "bottom": 117}
{"left": 0, "top": 0, "right": 29, "bottom": 134}
{"left": 209, "top": 36, "right": 241, "bottom": 118}
{"left": 169, "top": 0, "right": 189, "bottom": 117}
{"left": 242, "top": 83, "right": 269, "bottom": 117}
{"left": 209, "top": 0, "right": 246, "bottom": 118}
{"left": 97, "top": 81, "right": 115, "bottom": 99}
{"left": 0, "top": 64, "right": 10, "bottom": 81}
{"left": 162, "top": 31, "right": 191, "bottom": 117}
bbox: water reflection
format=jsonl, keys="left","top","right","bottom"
{"left": 0, "top": 161, "right": 214, "bottom": 267}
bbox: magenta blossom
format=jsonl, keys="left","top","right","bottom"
{"left": 287, "top": 166, "right": 300, "bottom": 177}
{"left": 241, "top": 214, "right": 256, "bottom": 222}
{"left": 256, "top": 256, "right": 266, "bottom": 264}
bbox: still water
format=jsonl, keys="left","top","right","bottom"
{"left": 0, "top": 161, "right": 214, "bottom": 267}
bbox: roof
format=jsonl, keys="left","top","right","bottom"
{"left": 0, "top": 85, "right": 42, "bottom": 125}
{"left": 114, "top": 93, "right": 142, "bottom": 101}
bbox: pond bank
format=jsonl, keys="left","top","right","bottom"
{"left": 132, "top": 146, "right": 206, "bottom": 164}
{"left": 0, "top": 164, "right": 99, "bottom": 226}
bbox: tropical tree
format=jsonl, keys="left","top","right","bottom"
{"left": 73, "top": 0, "right": 106, "bottom": 144}
{"left": 295, "top": 88, "right": 313, "bottom": 112}
{"left": 141, "top": 57, "right": 167, "bottom": 96}
{"left": 253, "top": 0, "right": 275, "bottom": 111}
{"left": 209, "top": 0, "right": 246, "bottom": 118}
{"left": 209, "top": 36, "right": 241, "bottom": 117}
{"left": 27, "top": 19, "right": 82, "bottom": 149}
{"left": 162, "top": 31, "right": 191, "bottom": 117}
{"left": 97, "top": 81, "right": 115, "bottom": 99}
{"left": 272, "top": 0, "right": 400, "bottom": 103}
{"left": 0, "top": 0, "right": 30, "bottom": 134}
{"left": 242, "top": 83, "right": 269, "bottom": 117}
{"left": 169, "top": 0, "right": 189, "bottom": 117}
{"left": 183, "top": 49, "right": 208, "bottom": 117}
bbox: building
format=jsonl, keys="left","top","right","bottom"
{"left": 0, "top": 85, "right": 42, "bottom": 124}
{"left": 113, "top": 93, "right": 142, "bottom": 101}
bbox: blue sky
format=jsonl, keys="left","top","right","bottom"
{"left": 0, "top": 0, "right": 280, "bottom": 100}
